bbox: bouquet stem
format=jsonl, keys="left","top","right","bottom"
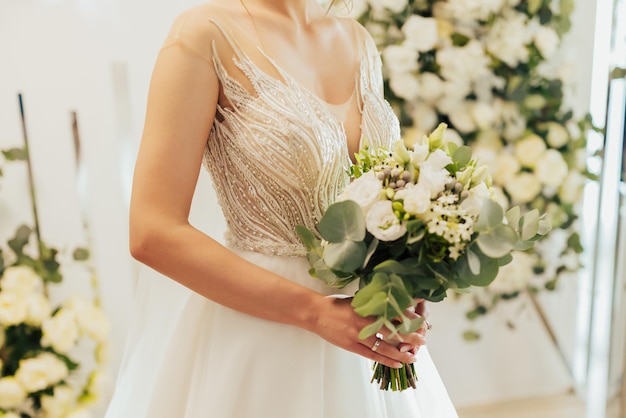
{"left": 371, "top": 362, "right": 418, "bottom": 391}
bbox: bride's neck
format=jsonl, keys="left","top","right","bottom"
{"left": 243, "top": 0, "right": 325, "bottom": 24}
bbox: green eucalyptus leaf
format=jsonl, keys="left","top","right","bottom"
{"left": 358, "top": 317, "right": 385, "bottom": 340}
{"left": 476, "top": 225, "right": 517, "bottom": 258}
{"left": 400, "top": 315, "right": 424, "bottom": 335}
{"left": 520, "top": 209, "right": 540, "bottom": 241}
{"left": 296, "top": 225, "right": 321, "bottom": 251}
{"left": 475, "top": 199, "right": 504, "bottom": 232}
{"left": 373, "top": 259, "right": 408, "bottom": 275}
{"left": 467, "top": 248, "right": 481, "bottom": 275}
{"left": 452, "top": 146, "right": 472, "bottom": 168}
{"left": 352, "top": 273, "right": 388, "bottom": 308}
{"left": 353, "top": 291, "right": 388, "bottom": 317}
{"left": 318, "top": 200, "right": 365, "bottom": 243}
{"left": 389, "top": 273, "right": 412, "bottom": 311}
{"left": 505, "top": 206, "right": 521, "bottom": 231}
{"left": 386, "top": 293, "right": 405, "bottom": 318}
{"left": 457, "top": 246, "right": 500, "bottom": 286}
{"left": 323, "top": 240, "right": 367, "bottom": 272}
{"left": 498, "top": 253, "right": 514, "bottom": 266}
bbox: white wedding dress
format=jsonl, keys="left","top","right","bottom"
{"left": 105, "top": 6, "right": 458, "bottom": 418}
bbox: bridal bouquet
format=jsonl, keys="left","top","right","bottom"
{"left": 297, "top": 123, "right": 550, "bottom": 391}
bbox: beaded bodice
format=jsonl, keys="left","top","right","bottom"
{"left": 203, "top": 20, "right": 400, "bottom": 256}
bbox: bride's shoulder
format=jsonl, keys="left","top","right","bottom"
{"left": 331, "top": 16, "right": 378, "bottom": 55}
{"left": 168, "top": 2, "right": 242, "bottom": 43}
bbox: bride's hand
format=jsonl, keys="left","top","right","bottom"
{"left": 396, "top": 298, "right": 430, "bottom": 355}
{"left": 312, "top": 296, "right": 425, "bottom": 368}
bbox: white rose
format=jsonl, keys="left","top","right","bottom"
{"left": 0, "top": 377, "right": 26, "bottom": 409}
{"left": 426, "top": 149, "right": 453, "bottom": 171}
{"left": 1, "top": 266, "right": 42, "bottom": 296}
{"left": 490, "top": 251, "right": 538, "bottom": 294}
{"left": 389, "top": 71, "right": 420, "bottom": 101}
{"left": 437, "top": 41, "right": 491, "bottom": 83}
{"left": 337, "top": 171, "right": 382, "bottom": 212}
{"left": 0, "top": 293, "right": 28, "bottom": 326}
{"left": 366, "top": 201, "right": 407, "bottom": 241}
{"left": 447, "top": 102, "right": 476, "bottom": 134}
{"left": 535, "top": 149, "right": 569, "bottom": 187}
{"left": 402, "top": 15, "right": 439, "bottom": 52}
{"left": 471, "top": 101, "right": 498, "bottom": 130}
{"left": 382, "top": 44, "right": 418, "bottom": 74}
{"left": 534, "top": 26, "right": 560, "bottom": 59}
{"left": 41, "top": 309, "right": 79, "bottom": 354}
{"left": 559, "top": 171, "right": 586, "bottom": 204}
{"left": 76, "top": 305, "right": 111, "bottom": 343}
{"left": 493, "top": 153, "right": 520, "bottom": 186}
{"left": 486, "top": 10, "right": 533, "bottom": 67}
{"left": 514, "top": 134, "right": 547, "bottom": 167}
{"left": 505, "top": 172, "right": 542, "bottom": 204}
{"left": 417, "top": 72, "right": 444, "bottom": 103}
{"left": 25, "top": 293, "right": 51, "bottom": 326}
{"left": 15, "top": 353, "right": 69, "bottom": 392}
{"left": 411, "top": 103, "right": 438, "bottom": 133}
{"left": 545, "top": 122, "right": 570, "bottom": 148}
{"left": 41, "top": 385, "right": 75, "bottom": 418}
{"left": 397, "top": 184, "right": 431, "bottom": 215}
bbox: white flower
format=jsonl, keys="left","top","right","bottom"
{"left": 411, "top": 103, "right": 439, "bottom": 133}
{"left": 397, "top": 184, "right": 431, "bottom": 215}
{"left": 389, "top": 71, "right": 420, "bottom": 101}
{"left": 417, "top": 72, "right": 444, "bottom": 103}
{"left": 436, "top": 0, "right": 507, "bottom": 22}
{"left": 41, "top": 309, "right": 79, "bottom": 354}
{"left": 505, "top": 172, "right": 542, "bottom": 204}
{"left": 545, "top": 122, "right": 570, "bottom": 148}
{"left": 493, "top": 153, "right": 520, "bottom": 186}
{"left": 485, "top": 10, "right": 533, "bottom": 67}
{"left": 426, "top": 149, "right": 453, "bottom": 171}
{"left": 410, "top": 143, "right": 430, "bottom": 165}
{"left": 41, "top": 385, "right": 75, "bottom": 418}
{"left": 382, "top": 44, "right": 418, "bottom": 74}
{"left": 534, "top": 228, "right": 569, "bottom": 265}
{"left": 337, "top": 171, "right": 382, "bottom": 212}
{"left": 534, "top": 25, "right": 560, "bottom": 59}
{"left": 0, "top": 293, "right": 28, "bottom": 326}
{"left": 1, "top": 266, "right": 42, "bottom": 296}
{"left": 402, "top": 15, "right": 439, "bottom": 52}
{"left": 501, "top": 102, "right": 527, "bottom": 141}
{"left": 443, "top": 128, "right": 464, "bottom": 147}
{"left": 437, "top": 40, "right": 491, "bottom": 83}
{"left": 25, "top": 293, "right": 51, "bottom": 326}
{"left": 376, "top": 0, "right": 408, "bottom": 13}
{"left": 471, "top": 101, "right": 498, "bottom": 130}
{"left": 559, "top": 171, "right": 586, "bottom": 204}
{"left": 447, "top": 102, "right": 476, "bottom": 134}
{"left": 535, "top": 149, "right": 569, "bottom": 187}
{"left": 15, "top": 353, "right": 69, "bottom": 392}
{"left": 366, "top": 201, "right": 407, "bottom": 241}
{"left": 514, "top": 134, "right": 547, "bottom": 167}
{"left": 0, "top": 377, "right": 26, "bottom": 409}
{"left": 460, "top": 183, "right": 492, "bottom": 216}
{"left": 490, "top": 251, "right": 538, "bottom": 294}
{"left": 76, "top": 305, "right": 111, "bottom": 343}
{"left": 417, "top": 162, "right": 449, "bottom": 198}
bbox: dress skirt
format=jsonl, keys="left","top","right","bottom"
{"left": 104, "top": 249, "right": 458, "bottom": 418}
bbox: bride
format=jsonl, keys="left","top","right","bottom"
{"left": 105, "top": 0, "right": 458, "bottom": 416}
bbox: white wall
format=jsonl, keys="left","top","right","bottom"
{"left": 0, "top": 0, "right": 599, "bottom": 414}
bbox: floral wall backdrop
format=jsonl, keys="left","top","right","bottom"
{"left": 346, "top": 0, "right": 595, "bottom": 338}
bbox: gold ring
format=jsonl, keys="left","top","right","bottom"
{"left": 371, "top": 339, "right": 381, "bottom": 352}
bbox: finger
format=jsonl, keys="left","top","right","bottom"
{"left": 357, "top": 338, "right": 417, "bottom": 368}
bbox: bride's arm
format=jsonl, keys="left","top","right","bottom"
{"left": 130, "top": 10, "right": 422, "bottom": 368}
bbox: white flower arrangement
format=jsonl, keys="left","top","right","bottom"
{"left": 0, "top": 226, "right": 110, "bottom": 418}
{"left": 342, "top": 0, "right": 596, "bottom": 332}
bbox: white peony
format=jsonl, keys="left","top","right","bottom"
{"left": 514, "top": 134, "right": 547, "bottom": 167}
{"left": 1, "top": 266, "right": 42, "bottom": 296}
{"left": 493, "top": 153, "right": 520, "bottom": 186}
{"left": 366, "top": 201, "right": 407, "bottom": 241}
{"left": 490, "top": 251, "right": 538, "bottom": 294}
{"left": 396, "top": 184, "right": 431, "bottom": 215}
{"left": 337, "top": 171, "right": 382, "bottom": 212}
{"left": 534, "top": 25, "right": 560, "bottom": 59}
{"left": 15, "top": 353, "right": 69, "bottom": 393}
{"left": 25, "top": 293, "right": 51, "bottom": 326}
{"left": 0, "top": 377, "right": 26, "bottom": 409}
{"left": 545, "top": 122, "right": 570, "bottom": 148}
{"left": 417, "top": 72, "right": 444, "bottom": 103}
{"left": 40, "top": 385, "right": 75, "bottom": 418}
{"left": 0, "top": 293, "right": 28, "bottom": 326}
{"left": 505, "top": 172, "right": 542, "bottom": 204}
{"left": 535, "top": 149, "right": 569, "bottom": 187}
{"left": 382, "top": 44, "right": 418, "bottom": 74}
{"left": 402, "top": 15, "right": 439, "bottom": 52}
{"left": 41, "top": 309, "right": 79, "bottom": 354}
{"left": 389, "top": 71, "right": 420, "bottom": 101}
{"left": 559, "top": 171, "right": 586, "bottom": 204}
